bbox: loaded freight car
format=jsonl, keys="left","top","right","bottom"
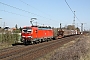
{"left": 52, "top": 28, "right": 80, "bottom": 38}
{"left": 21, "top": 26, "right": 53, "bottom": 44}
{"left": 63, "top": 29, "right": 79, "bottom": 37}
{"left": 52, "top": 28, "right": 64, "bottom": 39}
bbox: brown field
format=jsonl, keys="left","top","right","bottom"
{"left": 38, "top": 34, "right": 90, "bottom": 60}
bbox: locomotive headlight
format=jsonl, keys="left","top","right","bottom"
{"left": 22, "top": 36, "right": 32, "bottom": 38}
{"left": 28, "top": 36, "right": 32, "bottom": 38}
{"left": 30, "top": 37, "right": 32, "bottom": 38}
{"left": 28, "top": 36, "right": 31, "bottom": 37}
{"left": 22, "top": 36, "right": 25, "bottom": 37}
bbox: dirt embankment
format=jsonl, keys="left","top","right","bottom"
{"left": 38, "top": 35, "right": 90, "bottom": 60}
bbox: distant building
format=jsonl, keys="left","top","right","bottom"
{"left": 4, "top": 26, "right": 10, "bottom": 30}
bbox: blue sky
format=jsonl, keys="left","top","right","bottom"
{"left": 0, "top": 0, "right": 90, "bottom": 30}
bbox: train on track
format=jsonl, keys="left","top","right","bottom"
{"left": 20, "top": 25, "right": 80, "bottom": 45}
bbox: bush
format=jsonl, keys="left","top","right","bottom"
{"left": 0, "top": 29, "right": 20, "bottom": 45}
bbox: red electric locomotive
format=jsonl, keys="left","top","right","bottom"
{"left": 21, "top": 26, "right": 53, "bottom": 44}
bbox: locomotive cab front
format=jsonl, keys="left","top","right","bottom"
{"left": 21, "top": 27, "right": 33, "bottom": 44}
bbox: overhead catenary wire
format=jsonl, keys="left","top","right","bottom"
{"left": 0, "top": 10, "right": 50, "bottom": 26}
{"left": 0, "top": 10, "right": 30, "bottom": 18}
{"left": 19, "top": 0, "right": 63, "bottom": 22}
{"left": 65, "top": 0, "right": 87, "bottom": 32}
{"left": 19, "top": 0, "right": 60, "bottom": 23}
{"left": 0, "top": 2, "right": 35, "bottom": 15}
{"left": 65, "top": 0, "right": 81, "bottom": 23}
{"left": 0, "top": 1, "right": 54, "bottom": 26}
{"left": 0, "top": 1, "right": 51, "bottom": 21}
{"left": 65, "top": 0, "right": 74, "bottom": 14}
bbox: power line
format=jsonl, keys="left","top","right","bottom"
{"left": 0, "top": 10, "right": 51, "bottom": 26}
{"left": 19, "top": 0, "right": 60, "bottom": 22}
{"left": 65, "top": 0, "right": 81, "bottom": 23}
{"left": 19, "top": 0, "right": 51, "bottom": 16}
{"left": 0, "top": 10, "right": 30, "bottom": 18}
{"left": 65, "top": 0, "right": 88, "bottom": 32}
{"left": 65, "top": 0, "right": 74, "bottom": 14}
{"left": 0, "top": 2, "right": 34, "bottom": 15}
{"left": 19, "top": 0, "right": 37, "bottom": 10}
{"left": 0, "top": 1, "right": 51, "bottom": 21}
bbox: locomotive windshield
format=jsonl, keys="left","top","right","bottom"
{"left": 23, "top": 29, "right": 27, "bottom": 32}
{"left": 22, "top": 28, "right": 32, "bottom": 33}
{"left": 27, "top": 29, "right": 32, "bottom": 32}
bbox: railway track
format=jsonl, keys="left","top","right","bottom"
{"left": 0, "top": 35, "right": 80, "bottom": 60}
{"left": 0, "top": 45, "right": 25, "bottom": 53}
